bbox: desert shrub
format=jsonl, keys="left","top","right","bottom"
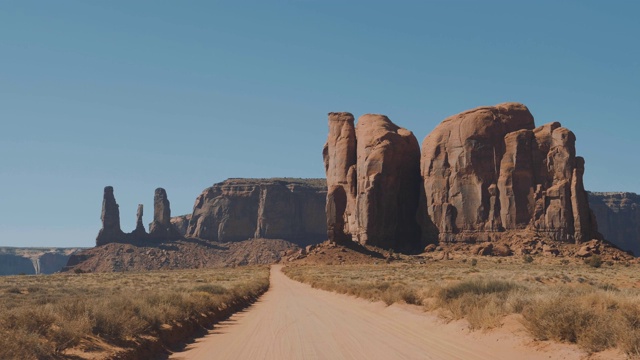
{"left": 437, "top": 279, "right": 521, "bottom": 301}
{"left": 91, "top": 297, "right": 149, "bottom": 339}
{"left": 0, "top": 267, "right": 269, "bottom": 359}
{"left": 522, "top": 290, "right": 626, "bottom": 352}
{"left": 584, "top": 255, "right": 602, "bottom": 268}
{"left": 435, "top": 279, "right": 523, "bottom": 329}
{"left": 194, "top": 284, "right": 227, "bottom": 295}
{"left": 0, "top": 329, "right": 54, "bottom": 360}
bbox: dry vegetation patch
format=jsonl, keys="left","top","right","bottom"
{"left": 0, "top": 266, "right": 269, "bottom": 359}
{"left": 283, "top": 258, "right": 640, "bottom": 355}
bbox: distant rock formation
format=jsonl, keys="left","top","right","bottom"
{"left": 420, "top": 103, "right": 600, "bottom": 244}
{"left": 323, "top": 112, "right": 356, "bottom": 244}
{"left": 149, "top": 188, "right": 181, "bottom": 241}
{"left": 323, "top": 113, "right": 422, "bottom": 251}
{"left": 0, "top": 248, "right": 82, "bottom": 275}
{"left": 131, "top": 204, "right": 148, "bottom": 238}
{"left": 170, "top": 214, "right": 191, "bottom": 236}
{"left": 186, "top": 178, "right": 326, "bottom": 246}
{"left": 96, "top": 186, "right": 125, "bottom": 246}
{"left": 94, "top": 187, "right": 179, "bottom": 246}
{"left": 589, "top": 192, "right": 640, "bottom": 255}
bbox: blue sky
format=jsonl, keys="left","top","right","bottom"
{"left": 1, "top": 1, "right": 638, "bottom": 247}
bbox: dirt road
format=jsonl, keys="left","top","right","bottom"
{"left": 170, "top": 265, "right": 583, "bottom": 360}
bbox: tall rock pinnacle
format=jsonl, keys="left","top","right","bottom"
{"left": 323, "top": 112, "right": 356, "bottom": 244}
{"left": 323, "top": 113, "right": 422, "bottom": 251}
{"left": 95, "top": 186, "right": 125, "bottom": 246}
{"left": 149, "top": 188, "right": 180, "bottom": 241}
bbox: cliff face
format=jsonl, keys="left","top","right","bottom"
{"left": 420, "top": 103, "right": 599, "bottom": 244}
{"left": 170, "top": 214, "right": 191, "bottom": 236}
{"left": 589, "top": 192, "right": 640, "bottom": 255}
{"left": 186, "top": 178, "right": 327, "bottom": 246}
{"left": 323, "top": 104, "right": 602, "bottom": 252}
{"left": 0, "top": 248, "right": 82, "bottom": 275}
{"left": 323, "top": 113, "right": 422, "bottom": 251}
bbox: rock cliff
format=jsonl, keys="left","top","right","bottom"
{"left": 589, "top": 192, "right": 640, "bottom": 255}
{"left": 0, "top": 248, "right": 82, "bottom": 275}
{"left": 170, "top": 214, "right": 191, "bottom": 236}
{"left": 186, "top": 178, "right": 327, "bottom": 246}
{"left": 420, "top": 103, "right": 599, "bottom": 244}
{"left": 323, "top": 113, "right": 422, "bottom": 251}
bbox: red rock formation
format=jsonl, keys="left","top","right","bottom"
{"left": 186, "top": 178, "right": 326, "bottom": 246}
{"left": 130, "top": 204, "right": 148, "bottom": 238}
{"left": 322, "top": 112, "right": 356, "bottom": 243}
{"left": 354, "top": 114, "right": 421, "bottom": 250}
{"left": 170, "top": 214, "right": 192, "bottom": 236}
{"left": 323, "top": 113, "right": 422, "bottom": 251}
{"left": 589, "top": 192, "right": 640, "bottom": 255}
{"left": 420, "top": 103, "right": 599, "bottom": 244}
{"left": 149, "top": 188, "right": 181, "bottom": 241}
{"left": 96, "top": 186, "right": 125, "bottom": 246}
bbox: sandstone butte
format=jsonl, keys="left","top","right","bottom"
{"left": 588, "top": 192, "right": 640, "bottom": 255}
{"left": 324, "top": 102, "right": 603, "bottom": 252}
{"left": 93, "top": 178, "right": 326, "bottom": 248}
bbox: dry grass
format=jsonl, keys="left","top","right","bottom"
{"left": 0, "top": 266, "right": 269, "bottom": 359}
{"left": 284, "top": 258, "right": 640, "bottom": 355}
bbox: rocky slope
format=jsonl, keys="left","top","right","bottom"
{"left": 0, "top": 247, "right": 82, "bottom": 275}
{"left": 64, "top": 238, "right": 298, "bottom": 272}
{"left": 186, "top": 178, "right": 326, "bottom": 247}
{"left": 589, "top": 192, "right": 640, "bottom": 255}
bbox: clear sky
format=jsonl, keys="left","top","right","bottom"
{"left": 1, "top": 1, "right": 638, "bottom": 247}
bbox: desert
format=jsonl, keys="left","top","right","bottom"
{"left": 2, "top": 2, "right": 639, "bottom": 360}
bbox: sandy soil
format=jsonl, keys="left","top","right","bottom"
{"left": 170, "top": 265, "right": 599, "bottom": 360}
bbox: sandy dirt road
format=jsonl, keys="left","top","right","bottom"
{"left": 171, "top": 265, "right": 584, "bottom": 360}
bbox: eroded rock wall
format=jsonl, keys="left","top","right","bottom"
{"left": 589, "top": 192, "right": 640, "bottom": 255}
{"left": 420, "top": 103, "right": 600, "bottom": 244}
{"left": 322, "top": 112, "right": 357, "bottom": 244}
{"left": 186, "top": 178, "right": 327, "bottom": 246}
{"left": 323, "top": 113, "right": 422, "bottom": 251}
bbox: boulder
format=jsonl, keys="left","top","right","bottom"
{"left": 493, "top": 244, "right": 512, "bottom": 256}
{"left": 423, "top": 244, "right": 437, "bottom": 253}
{"left": 471, "top": 242, "right": 494, "bottom": 256}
